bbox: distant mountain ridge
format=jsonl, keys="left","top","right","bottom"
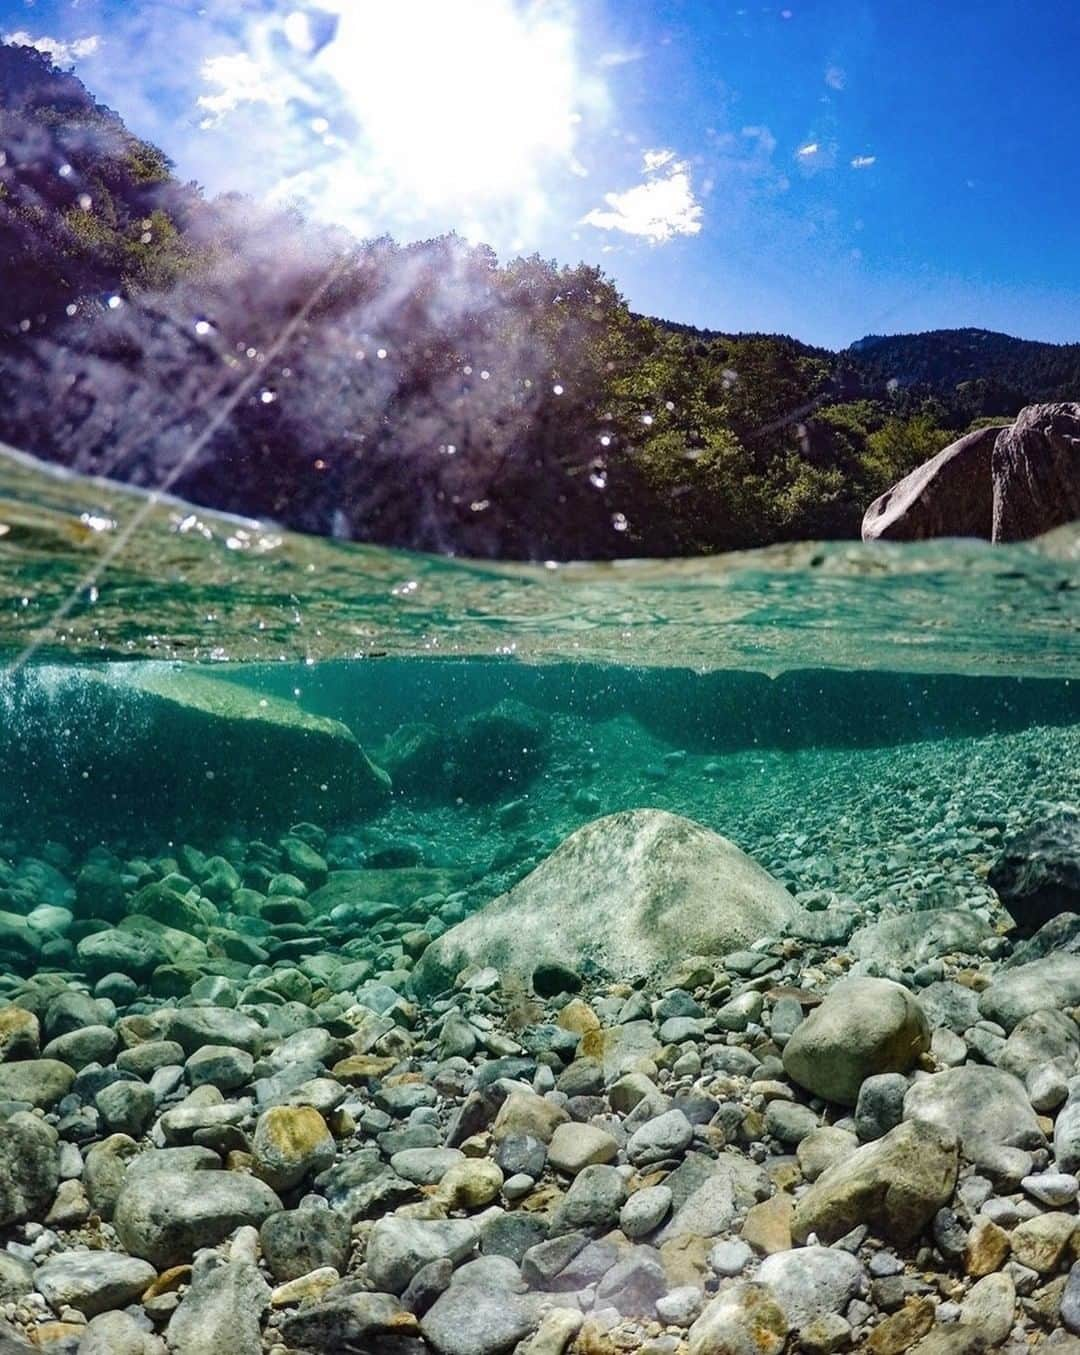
{"left": 841, "top": 327, "right": 1080, "bottom": 403}
{"left": 653, "top": 320, "right": 1080, "bottom": 404}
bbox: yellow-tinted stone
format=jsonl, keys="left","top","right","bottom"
{"left": 556, "top": 999, "right": 600, "bottom": 1036}
{"left": 741, "top": 1193, "right": 794, "bottom": 1255}
{"left": 965, "top": 1216, "right": 1010, "bottom": 1277}
{"left": 866, "top": 1296, "right": 935, "bottom": 1355}
{"left": 270, "top": 1266, "right": 340, "bottom": 1307}
{"left": 332, "top": 1054, "right": 398, "bottom": 1085}
{"left": 435, "top": 1158, "right": 504, "bottom": 1210}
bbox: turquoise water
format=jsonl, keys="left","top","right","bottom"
{"left": 1, "top": 437, "right": 1078, "bottom": 863}
{"left": 1, "top": 441, "right": 1080, "bottom": 1350}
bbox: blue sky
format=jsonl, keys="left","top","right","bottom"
{"left": 3, "top": 0, "right": 1078, "bottom": 348}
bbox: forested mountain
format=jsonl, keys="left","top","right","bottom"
{"left": 1, "top": 41, "right": 1076, "bottom": 559}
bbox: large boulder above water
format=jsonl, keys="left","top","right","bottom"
{"left": 861, "top": 425, "right": 1002, "bottom": 542}
{"left": 992, "top": 402, "right": 1080, "bottom": 541}
{"left": 861, "top": 402, "right": 1080, "bottom": 545}
{"left": 411, "top": 809, "right": 798, "bottom": 995}
{"left": 0, "top": 665, "right": 389, "bottom": 837}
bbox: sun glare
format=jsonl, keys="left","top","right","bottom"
{"left": 317, "top": 0, "right": 583, "bottom": 207}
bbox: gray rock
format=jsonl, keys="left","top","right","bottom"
{"left": 854, "top": 1073, "right": 909, "bottom": 1141}
{"left": 185, "top": 1045, "right": 254, "bottom": 1091}
{"left": 1061, "top": 1260, "right": 1080, "bottom": 1335}
{"left": 757, "top": 1246, "right": 864, "bottom": 1332}
{"left": 998, "top": 1008, "right": 1079, "bottom": 1081}
{"left": 365, "top": 1217, "right": 477, "bottom": 1294}
{"left": 494, "top": 1135, "right": 546, "bottom": 1181}
{"left": 958, "top": 1271, "right": 1015, "bottom": 1345}
{"left": 903, "top": 1065, "right": 1044, "bottom": 1158}
{"left": 420, "top": 1271, "right": 538, "bottom": 1355}
{"left": 95, "top": 1081, "right": 156, "bottom": 1138}
{"left": 0, "top": 1254, "right": 32, "bottom": 1302}
{"left": 391, "top": 1148, "right": 465, "bottom": 1186}
{"left": 280, "top": 1293, "right": 419, "bottom": 1350}
{"left": 413, "top": 810, "right": 797, "bottom": 993}
{"left": 657, "top": 1151, "right": 770, "bottom": 1243}
{"left": 549, "top": 1164, "right": 627, "bottom": 1235}
{"left": 165, "top": 1257, "right": 268, "bottom": 1355}
{"left": 627, "top": 1108, "right": 694, "bottom": 1166}
{"left": 848, "top": 910, "right": 993, "bottom": 969}
{"left": 77, "top": 930, "right": 161, "bottom": 981}
{"left": 1055, "top": 1097, "right": 1080, "bottom": 1175}
{"left": 168, "top": 1008, "right": 264, "bottom": 1056}
{"left": 978, "top": 953, "right": 1080, "bottom": 1030}
{"left": 260, "top": 1206, "right": 351, "bottom": 1282}
{"left": 77, "top": 1311, "right": 165, "bottom": 1355}
{"left": 710, "top": 1238, "right": 754, "bottom": 1276}
{"left": 992, "top": 402, "right": 1080, "bottom": 541}
{"left": 33, "top": 1250, "right": 155, "bottom": 1319}
{"left": 1022, "top": 1171, "right": 1079, "bottom": 1207}
{"left": 42, "top": 1024, "right": 117, "bottom": 1070}
{"left": 917, "top": 981, "right": 982, "bottom": 1034}
{"left": 783, "top": 978, "right": 930, "bottom": 1107}
{"left": 595, "top": 1248, "right": 667, "bottom": 1317}
{"left": 765, "top": 1099, "right": 819, "bottom": 1146}
{"left": 0, "top": 1113, "right": 60, "bottom": 1226}
{"left": 656, "top": 1284, "right": 704, "bottom": 1325}
{"left": 620, "top": 1184, "right": 672, "bottom": 1239}
{"left": 113, "top": 1169, "right": 282, "bottom": 1267}
{"left": 861, "top": 425, "right": 1000, "bottom": 542}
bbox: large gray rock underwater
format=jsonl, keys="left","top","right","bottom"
{"left": 411, "top": 809, "right": 797, "bottom": 994}
{"left": 0, "top": 666, "right": 390, "bottom": 836}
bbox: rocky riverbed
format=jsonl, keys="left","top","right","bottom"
{"left": 0, "top": 718, "right": 1078, "bottom": 1354}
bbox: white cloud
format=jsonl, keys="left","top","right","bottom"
{"left": 196, "top": 53, "right": 289, "bottom": 121}
{"left": 597, "top": 47, "right": 645, "bottom": 68}
{"left": 825, "top": 65, "right": 846, "bottom": 90}
{"left": 851, "top": 154, "right": 877, "bottom": 169}
{"left": 2, "top": 30, "right": 100, "bottom": 65}
{"left": 581, "top": 148, "right": 703, "bottom": 243}
{"left": 642, "top": 148, "right": 676, "bottom": 172}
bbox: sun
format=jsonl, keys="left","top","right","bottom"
{"left": 316, "top": 0, "right": 585, "bottom": 211}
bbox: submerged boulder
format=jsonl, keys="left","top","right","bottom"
{"left": 988, "top": 806, "right": 1080, "bottom": 932}
{"left": 411, "top": 809, "right": 797, "bottom": 994}
{"left": 861, "top": 425, "right": 1002, "bottom": 542}
{"left": 791, "top": 1119, "right": 958, "bottom": 1245}
{"left": 376, "top": 699, "right": 549, "bottom": 804}
{"left": 992, "top": 402, "right": 1080, "bottom": 541}
{"left": 782, "top": 977, "right": 930, "bottom": 1107}
{"left": 0, "top": 666, "right": 389, "bottom": 836}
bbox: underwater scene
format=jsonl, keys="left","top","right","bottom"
{"left": 0, "top": 445, "right": 1077, "bottom": 1354}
